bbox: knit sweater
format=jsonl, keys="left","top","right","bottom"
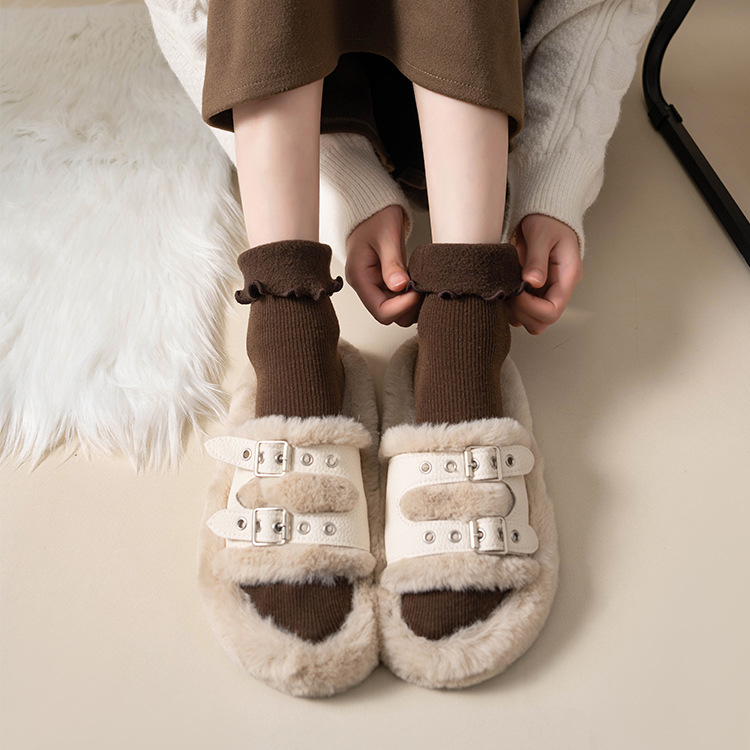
{"left": 144, "top": 0, "right": 658, "bottom": 261}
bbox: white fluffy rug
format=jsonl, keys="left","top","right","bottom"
{"left": 0, "top": 4, "right": 247, "bottom": 472}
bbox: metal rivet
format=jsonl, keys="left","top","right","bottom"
{"left": 505, "top": 454, "right": 515, "bottom": 467}
{"left": 297, "top": 521, "right": 311, "bottom": 534}
{"left": 423, "top": 531, "right": 436, "bottom": 544}
{"left": 469, "top": 459, "right": 479, "bottom": 470}
{"left": 273, "top": 521, "right": 284, "bottom": 533}
{"left": 449, "top": 530, "right": 462, "bottom": 543}
{"left": 237, "top": 518, "right": 247, "bottom": 529}
{"left": 445, "top": 460, "right": 457, "bottom": 473}
{"left": 511, "top": 530, "right": 520, "bottom": 543}
{"left": 325, "top": 454, "right": 338, "bottom": 468}
{"left": 324, "top": 522, "right": 336, "bottom": 536}
{"left": 275, "top": 452, "right": 284, "bottom": 464}
{"left": 420, "top": 461, "right": 431, "bottom": 473}
{"left": 301, "top": 453, "right": 313, "bottom": 465}
{"left": 477, "top": 529, "right": 485, "bottom": 540}
{"left": 242, "top": 449, "right": 251, "bottom": 460}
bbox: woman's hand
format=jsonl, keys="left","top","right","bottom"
{"left": 345, "top": 204, "right": 422, "bottom": 326}
{"left": 506, "top": 214, "right": 583, "bottom": 335}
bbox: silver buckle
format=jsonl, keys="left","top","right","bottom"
{"left": 254, "top": 440, "right": 290, "bottom": 477}
{"left": 251, "top": 507, "right": 290, "bottom": 546}
{"left": 469, "top": 518, "right": 507, "bottom": 554}
{"left": 463, "top": 446, "right": 501, "bottom": 482}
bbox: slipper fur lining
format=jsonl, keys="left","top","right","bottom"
{"left": 377, "top": 337, "right": 559, "bottom": 689}
{"left": 197, "top": 341, "right": 381, "bottom": 697}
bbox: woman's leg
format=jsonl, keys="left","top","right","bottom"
{"left": 229, "top": 80, "right": 350, "bottom": 642}
{"left": 409, "top": 83, "right": 517, "bottom": 425}
{"left": 233, "top": 79, "right": 324, "bottom": 247}
{"left": 402, "top": 85, "right": 520, "bottom": 638}
{"left": 412, "top": 83, "right": 509, "bottom": 243}
{"left": 231, "top": 77, "right": 345, "bottom": 422}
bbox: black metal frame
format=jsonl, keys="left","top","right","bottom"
{"left": 642, "top": 0, "right": 750, "bottom": 264}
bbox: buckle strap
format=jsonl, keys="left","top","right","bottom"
{"left": 205, "top": 435, "right": 371, "bottom": 552}
{"left": 380, "top": 515, "right": 537, "bottom": 559}
{"left": 384, "top": 503, "right": 539, "bottom": 562}
{"left": 207, "top": 505, "right": 371, "bottom": 551}
{"left": 205, "top": 437, "right": 360, "bottom": 479}
{"left": 387, "top": 444, "right": 533, "bottom": 487}
{"left": 383, "top": 443, "right": 538, "bottom": 563}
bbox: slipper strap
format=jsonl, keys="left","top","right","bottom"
{"left": 384, "top": 444, "right": 539, "bottom": 563}
{"left": 205, "top": 437, "right": 371, "bottom": 552}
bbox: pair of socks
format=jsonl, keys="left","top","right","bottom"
{"left": 233, "top": 237, "right": 524, "bottom": 643}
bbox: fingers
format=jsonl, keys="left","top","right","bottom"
{"left": 346, "top": 248, "right": 421, "bottom": 326}
{"left": 348, "top": 205, "right": 411, "bottom": 292}
{"left": 506, "top": 293, "right": 554, "bottom": 335}
{"left": 508, "top": 214, "right": 584, "bottom": 334}
{"left": 519, "top": 227, "right": 550, "bottom": 290}
{"left": 544, "top": 263, "right": 582, "bottom": 313}
{"left": 507, "top": 260, "right": 579, "bottom": 334}
{"left": 380, "top": 290, "right": 422, "bottom": 326}
{"left": 506, "top": 255, "right": 579, "bottom": 334}
{"left": 358, "top": 283, "right": 422, "bottom": 326}
{"left": 345, "top": 205, "right": 421, "bottom": 325}
{"left": 394, "top": 307, "right": 421, "bottom": 327}
{"left": 376, "top": 228, "right": 410, "bottom": 292}
{"left": 505, "top": 303, "right": 523, "bottom": 328}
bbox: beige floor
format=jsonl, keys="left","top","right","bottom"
{"left": 2, "top": 1, "right": 749, "bottom": 749}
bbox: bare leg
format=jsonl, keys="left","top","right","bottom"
{"left": 233, "top": 79, "right": 324, "bottom": 247}
{"left": 412, "top": 83, "right": 509, "bottom": 242}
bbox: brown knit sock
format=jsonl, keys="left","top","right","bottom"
{"left": 240, "top": 578, "right": 353, "bottom": 643}
{"left": 414, "top": 294, "right": 511, "bottom": 423}
{"left": 234, "top": 238, "right": 351, "bottom": 642}
{"left": 400, "top": 588, "right": 509, "bottom": 640}
{"left": 402, "top": 242, "right": 524, "bottom": 640}
{"left": 235, "top": 239, "right": 346, "bottom": 418}
{"left": 408, "top": 242, "right": 524, "bottom": 424}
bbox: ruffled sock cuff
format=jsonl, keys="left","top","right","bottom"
{"left": 406, "top": 242, "right": 525, "bottom": 301}
{"left": 235, "top": 239, "right": 344, "bottom": 304}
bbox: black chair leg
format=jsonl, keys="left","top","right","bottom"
{"left": 642, "top": 0, "right": 750, "bottom": 264}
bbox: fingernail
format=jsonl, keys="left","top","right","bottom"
{"left": 527, "top": 272, "right": 543, "bottom": 286}
{"left": 389, "top": 272, "right": 408, "bottom": 289}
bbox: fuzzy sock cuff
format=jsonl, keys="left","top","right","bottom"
{"left": 407, "top": 242, "right": 524, "bottom": 300}
{"left": 235, "top": 239, "right": 344, "bottom": 304}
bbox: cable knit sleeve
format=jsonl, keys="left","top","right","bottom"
{"left": 502, "top": 0, "right": 659, "bottom": 258}
{"left": 319, "top": 132, "right": 414, "bottom": 261}
{"left": 143, "top": 0, "right": 413, "bottom": 265}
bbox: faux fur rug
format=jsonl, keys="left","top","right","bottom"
{"left": 0, "top": 4, "right": 247, "bottom": 472}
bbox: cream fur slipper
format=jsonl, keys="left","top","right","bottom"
{"left": 377, "top": 336, "right": 559, "bottom": 689}
{"left": 198, "top": 340, "right": 381, "bottom": 697}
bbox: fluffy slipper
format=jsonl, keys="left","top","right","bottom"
{"left": 198, "top": 340, "right": 381, "bottom": 697}
{"left": 377, "top": 336, "right": 559, "bottom": 689}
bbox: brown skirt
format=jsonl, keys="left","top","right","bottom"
{"left": 203, "top": 0, "right": 538, "bottom": 209}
